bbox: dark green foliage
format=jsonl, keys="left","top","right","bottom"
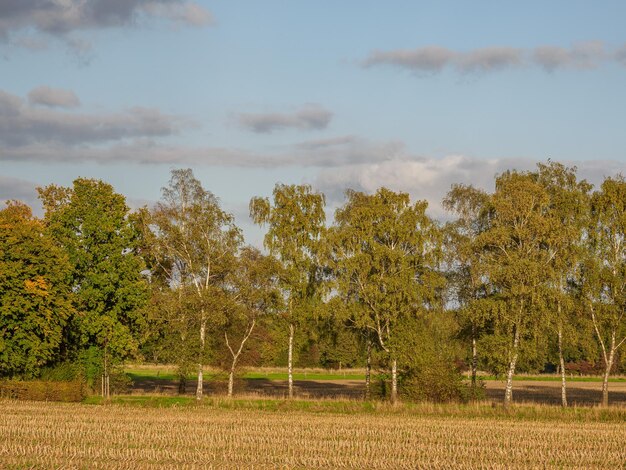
{"left": 38, "top": 179, "right": 149, "bottom": 367}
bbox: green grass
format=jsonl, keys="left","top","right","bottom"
{"left": 83, "top": 395, "right": 195, "bottom": 407}
{"left": 124, "top": 366, "right": 365, "bottom": 382}
{"left": 124, "top": 365, "right": 625, "bottom": 384}
{"left": 81, "top": 393, "right": 626, "bottom": 423}
{"left": 244, "top": 371, "right": 365, "bottom": 381}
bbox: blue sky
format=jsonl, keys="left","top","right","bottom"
{"left": 1, "top": 1, "right": 626, "bottom": 245}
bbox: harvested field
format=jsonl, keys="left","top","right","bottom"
{"left": 0, "top": 400, "right": 624, "bottom": 469}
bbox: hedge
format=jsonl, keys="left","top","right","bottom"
{"left": 0, "top": 380, "right": 85, "bottom": 402}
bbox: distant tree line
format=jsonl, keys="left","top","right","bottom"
{"left": 1, "top": 161, "right": 624, "bottom": 406}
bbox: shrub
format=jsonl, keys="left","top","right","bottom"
{"left": 0, "top": 380, "right": 85, "bottom": 402}
{"left": 399, "top": 360, "right": 478, "bottom": 403}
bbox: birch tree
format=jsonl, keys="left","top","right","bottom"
{"left": 146, "top": 169, "right": 241, "bottom": 400}
{"left": 224, "top": 247, "right": 281, "bottom": 397}
{"left": 534, "top": 161, "right": 591, "bottom": 407}
{"left": 250, "top": 184, "right": 325, "bottom": 399}
{"left": 583, "top": 175, "right": 626, "bottom": 407}
{"left": 476, "top": 171, "right": 555, "bottom": 405}
{"left": 329, "top": 188, "right": 440, "bottom": 404}
{"left": 443, "top": 184, "right": 492, "bottom": 392}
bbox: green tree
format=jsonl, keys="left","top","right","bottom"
{"left": 582, "top": 175, "right": 626, "bottom": 406}
{"left": 250, "top": 184, "right": 326, "bottom": 398}
{"left": 534, "top": 161, "right": 591, "bottom": 406}
{"left": 144, "top": 169, "right": 242, "bottom": 399}
{"left": 223, "top": 246, "right": 282, "bottom": 397}
{"left": 476, "top": 171, "right": 555, "bottom": 405}
{"left": 38, "top": 179, "right": 148, "bottom": 397}
{"left": 0, "top": 202, "right": 74, "bottom": 378}
{"left": 443, "top": 184, "right": 493, "bottom": 392}
{"left": 329, "top": 188, "right": 441, "bottom": 403}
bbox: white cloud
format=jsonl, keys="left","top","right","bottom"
{"left": 314, "top": 155, "right": 626, "bottom": 220}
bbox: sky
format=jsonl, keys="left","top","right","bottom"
{"left": 1, "top": 1, "right": 626, "bottom": 246}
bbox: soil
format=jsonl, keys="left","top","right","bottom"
{"left": 130, "top": 376, "right": 626, "bottom": 406}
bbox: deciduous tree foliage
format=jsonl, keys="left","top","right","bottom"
{"left": 222, "top": 247, "right": 282, "bottom": 396}
{"left": 534, "top": 161, "right": 591, "bottom": 406}
{"left": 475, "top": 171, "right": 556, "bottom": 405}
{"left": 2, "top": 161, "right": 625, "bottom": 407}
{"left": 250, "top": 184, "right": 326, "bottom": 398}
{"left": 38, "top": 179, "right": 148, "bottom": 396}
{"left": 144, "top": 169, "right": 242, "bottom": 400}
{"left": 582, "top": 176, "right": 626, "bottom": 406}
{"left": 0, "top": 202, "right": 73, "bottom": 378}
{"left": 443, "top": 184, "right": 493, "bottom": 391}
{"left": 329, "top": 188, "right": 442, "bottom": 403}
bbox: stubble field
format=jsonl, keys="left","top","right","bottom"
{"left": 1, "top": 399, "right": 625, "bottom": 469}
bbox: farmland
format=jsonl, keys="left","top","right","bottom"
{"left": 1, "top": 399, "right": 625, "bottom": 469}
{"left": 125, "top": 365, "right": 626, "bottom": 406}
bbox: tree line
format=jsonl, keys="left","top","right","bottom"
{"left": 1, "top": 161, "right": 624, "bottom": 406}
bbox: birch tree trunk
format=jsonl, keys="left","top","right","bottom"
{"left": 601, "top": 335, "right": 615, "bottom": 407}
{"left": 365, "top": 338, "right": 371, "bottom": 400}
{"left": 504, "top": 324, "right": 520, "bottom": 406}
{"left": 288, "top": 323, "right": 294, "bottom": 399}
{"left": 226, "top": 320, "right": 256, "bottom": 398}
{"left": 557, "top": 322, "right": 567, "bottom": 407}
{"left": 471, "top": 331, "right": 478, "bottom": 390}
{"left": 196, "top": 319, "right": 206, "bottom": 400}
{"left": 390, "top": 358, "right": 398, "bottom": 404}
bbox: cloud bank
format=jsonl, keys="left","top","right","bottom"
{"left": 0, "top": 88, "right": 182, "bottom": 148}
{"left": 0, "top": 0, "right": 213, "bottom": 40}
{"left": 238, "top": 105, "right": 333, "bottom": 134}
{"left": 363, "top": 41, "right": 623, "bottom": 74}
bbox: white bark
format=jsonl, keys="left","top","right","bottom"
{"left": 196, "top": 320, "right": 206, "bottom": 400}
{"left": 471, "top": 334, "right": 478, "bottom": 390}
{"left": 390, "top": 358, "right": 398, "bottom": 404}
{"left": 558, "top": 323, "right": 567, "bottom": 407}
{"left": 601, "top": 333, "right": 615, "bottom": 407}
{"left": 225, "top": 319, "right": 256, "bottom": 398}
{"left": 288, "top": 323, "right": 294, "bottom": 399}
{"left": 504, "top": 324, "right": 520, "bottom": 406}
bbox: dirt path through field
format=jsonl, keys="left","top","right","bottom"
{"left": 484, "top": 380, "right": 626, "bottom": 406}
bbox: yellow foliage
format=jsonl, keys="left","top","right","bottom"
{"left": 24, "top": 276, "right": 49, "bottom": 297}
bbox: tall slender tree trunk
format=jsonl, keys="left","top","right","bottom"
{"left": 365, "top": 338, "right": 372, "bottom": 400}
{"left": 471, "top": 328, "right": 478, "bottom": 390}
{"left": 225, "top": 320, "right": 256, "bottom": 398}
{"left": 390, "top": 357, "right": 398, "bottom": 405}
{"left": 196, "top": 319, "right": 206, "bottom": 400}
{"left": 228, "top": 364, "right": 236, "bottom": 397}
{"left": 288, "top": 323, "right": 294, "bottom": 399}
{"left": 102, "top": 340, "right": 110, "bottom": 400}
{"left": 557, "top": 322, "right": 567, "bottom": 407}
{"left": 504, "top": 324, "right": 520, "bottom": 406}
{"left": 601, "top": 334, "right": 615, "bottom": 407}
